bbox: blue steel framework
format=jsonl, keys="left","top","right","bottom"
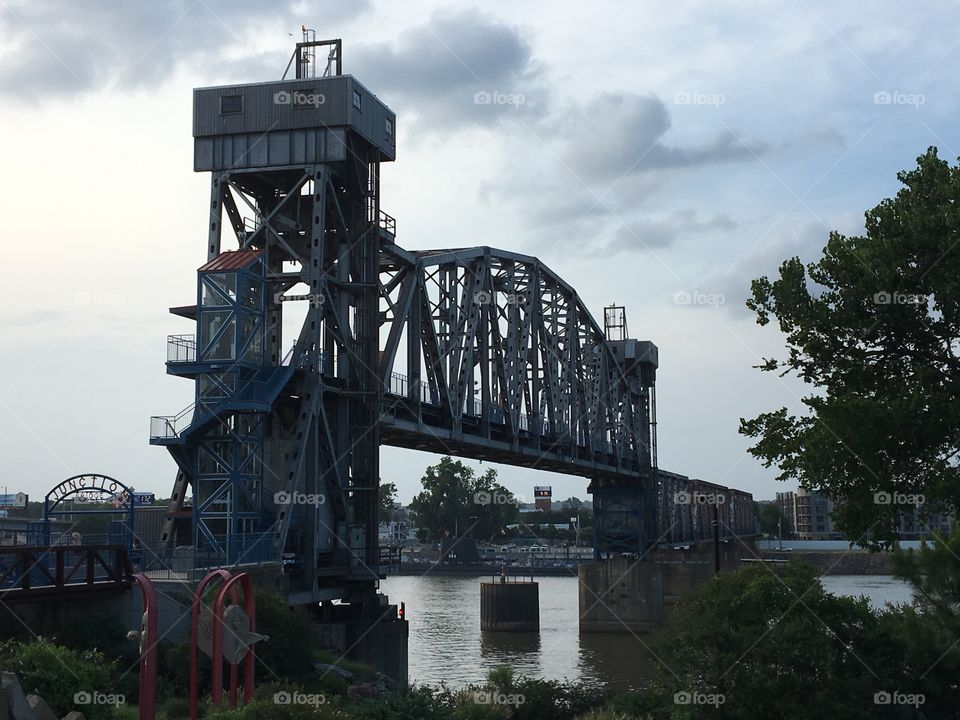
{"left": 150, "top": 40, "right": 755, "bottom": 606}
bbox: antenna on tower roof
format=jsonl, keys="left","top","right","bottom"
{"left": 604, "top": 304, "right": 629, "bottom": 341}
{"left": 281, "top": 33, "right": 342, "bottom": 80}
{"left": 300, "top": 26, "right": 316, "bottom": 77}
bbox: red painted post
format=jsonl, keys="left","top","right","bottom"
{"left": 189, "top": 570, "right": 234, "bottom": 720}
{"left": 229, "top": 664, "right": 238, "bottom": 708}
{"left": 241, "top": 574, "right": 256, "bottom": 704}
{"left": 131, "top": 574, "right": 158, "bottom": 720}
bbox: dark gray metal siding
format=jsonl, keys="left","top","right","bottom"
{"left": 194, "top": 128, "right": 348, "bottom": 171}
{"left": 192, "top": 75, "right": 396, "bottom": 163}
{"left": 134, "top": 506, "right": 168, "bottom": 547}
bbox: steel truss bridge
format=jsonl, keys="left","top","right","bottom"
{"left": 148, "top": 41, "right": 754, "bottom": 606}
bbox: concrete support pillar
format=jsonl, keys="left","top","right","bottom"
{"left": 579, "top": 557, "right": 665, "bottom": 633}
{"left": 480, "top": 580, "right": 539, "bottom": 632}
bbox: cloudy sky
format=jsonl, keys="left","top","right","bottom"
{"left": 1, "top": 0, "right": 957, "bottom": 505}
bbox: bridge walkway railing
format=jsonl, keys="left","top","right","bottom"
{"left": 0, "top": 543, "right": 131, "bottom": 602}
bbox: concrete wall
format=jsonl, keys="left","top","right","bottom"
{"left": 580, "top": 543, "right": 747, "bottom": 632}
{"left": 579, "top": 557, "right": 665, "bottom": 632}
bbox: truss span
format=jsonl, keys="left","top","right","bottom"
{"left": 376, "top": 245, "right": 655, "bottom": 485}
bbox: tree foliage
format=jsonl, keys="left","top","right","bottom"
{"left": 892, "top": 521, "right": 960, "bottom": 629}
{"left": 409, "top": 457, "right": 519, "bottom": 542}
{"left": 1, "top": 638, "right": 117, "bottom": 720}
{"left": 755, "top": 501, "right": 791, "bottom": 536}
{"left": 650, "top": 562, "right": 945, "bottom": 719}
{"left": 379, "top": 481, "right": 400, "bottom": 523}
{"left": 741, "top": 147, "right": 960, "bottom": 546}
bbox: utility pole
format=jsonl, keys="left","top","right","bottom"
{"left": 712, "top": 504, "right": 721, "bottom": 574}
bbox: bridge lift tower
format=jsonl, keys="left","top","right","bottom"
{"left": 150, "top": 37, "right": 406, "bottom": 677}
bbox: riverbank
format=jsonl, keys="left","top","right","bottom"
{"left": 395, "top": 551, "right": 897, "bottom": 577}
{"left": 757, "top": 550, "right": 894, "bottom": 574}
{"left": 394, "top": 561, "right": 578, "bottom": 577}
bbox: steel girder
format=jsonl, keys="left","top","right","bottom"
{"left": 375, "top": 246, "right": 654, "bottom": 483}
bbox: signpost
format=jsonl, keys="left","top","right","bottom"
{"left": 0, "top": 492, "right": 28, "bottom": 509}
{"left": 133, "top": 491, "right": 156, "bottom": 506}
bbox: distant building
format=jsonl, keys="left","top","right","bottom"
{"left": 776, "top": 488, "right": 837, "bottom": 539}
{"left": 534, "top": 486, "right": 552, "bottom": 512}
{"left": 777, "top": 487, "right": 954, "bottom": 541}
{"left": 379, "top": 521, "right": 409, "bottom": 545}
{"left": 897, "top": 506, "right": 954, "bottom": 540}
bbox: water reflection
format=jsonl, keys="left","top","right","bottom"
{"left": 383, "top": 574, "right": 649, "bottom": 689}
{"left": 578, "top": 632, "right": 657, "bottom": 690}
{"left": 480, "top": 630, "right": 542, "bottom": 658}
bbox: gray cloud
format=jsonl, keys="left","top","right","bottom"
{"left": 563, "top": 92, "right": 768, "bottom": 182}
{"left": 701, "top": 221, "right": 829, "bottom": 316}
{"left": 478, "top": 89, "right": 769, "bottom": 258}
{"left": 0, "top": 0, "right": 370, "bottom": 100}
{"left": 0, "top": 310, "right": 69, "bottom": 327}
{"left": 608, "top": 210, "right": 738, "bottom": 252}
{"left": 351, "top": 9, "right": 545, "bottom": 128}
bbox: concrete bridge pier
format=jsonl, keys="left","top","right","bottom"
{"left": 579, "top": 557, "right": 666, "bottom": 632}
{"left": 579, "top": 543, "right": 748, "bottom": 632}
{"left": 480, "top": 579, "right": 539, "bottom": 631}
{"left": 312, "top": 596, "right": 409, "bottom": 688}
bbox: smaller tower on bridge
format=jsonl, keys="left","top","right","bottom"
{"left": 590, "top": 305, "right": 659, "bottom": 557}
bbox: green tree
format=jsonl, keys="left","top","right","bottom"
{"left": 379, "top": 481, "right": 400, "bottom": 523}
{"left": 887, "top": 524, "right": 960, "bottom": 711}
{"left": 755, "top": 501, "right": 790, "bottom": 536}
{"left": 650, "top": 562, "right": 931, "bottom": 719}
{"left": 893, "top": 520, "right": 960, "bottom": 630}
{"left": 741, "top": 147, "right": 960, "bottom": 547}
{"left": 409, "top": 457, "right": 519, "bottom": 542}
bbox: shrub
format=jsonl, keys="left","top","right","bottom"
{"left": 204, "top": 697, "right": 346, "bottom": 719}
{"left": 253, "top": 590, "right": 324, "bottom": 682}
{"left": 157, "top": 695, "right": 191, "bottom": 719}
{"left": 2, "top": 637, "right": 117, "bottom": 720}
{"left": 344, "top": 686, "right": 455, "bottom": 720}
